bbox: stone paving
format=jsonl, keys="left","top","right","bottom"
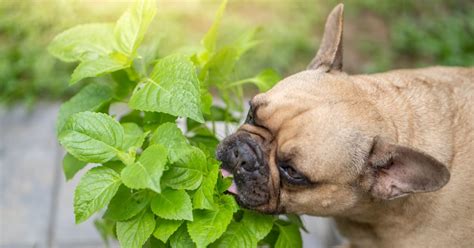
{"left": 0, "top": 104, "right": 106, "bottom": 248}
{"left": 0, "top": 103, "right": 340, "bottom": 248}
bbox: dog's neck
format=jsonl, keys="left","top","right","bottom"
{"left": 335, "top": 190, "right": 444, "bottom": 248}
{"left": 334, "top": 195, "right": 422, "bottom": 247}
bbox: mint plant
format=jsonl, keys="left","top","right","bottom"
{"left": 49, "top": 0, "right": 304, "bottom": 247}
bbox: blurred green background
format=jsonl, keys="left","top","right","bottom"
{"left": 1, "top": 0, "right": 473, "bottom": 107}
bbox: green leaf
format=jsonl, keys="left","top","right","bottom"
{"left": 200, "top": 91, "right": 213, "bottom": 115}
{"left": 202, "top": 0, "right": 227, "bottom": 53}
{"left": 143, "top": 112, "right": 177, "bottom": 131}
{"left": 150, "top": 122, "right": 188, "bottom": 162}
{"left": 260, "top": 228, "right": 279, "bottom": 247}
{"left": 104, "top": 185, "right": 152, "bottom": 221}
{"left": 193, "top": 164, "right": 218, "bottom": 210}
{"left": 209, "top": 106, "right": 238, "bottom": 122}
{"left": 111, "top": 69, "right": 137, "bottom": 100}
{"left": 242, "top": 210, "right": 274, "bottom": 241}
{"left": 57, "top": 83, "right": 113, "bottom": 134}
{"left": 231, "top": 27, "right": 261, "bottom": 56}
{"left": 150, "top": 122, "right": 187, "bottom": 146}
{"left": 188, "top": 134, "right": 219, "bottom": 157}
{"left": 121, "top": 122, "right": 147, "bottom": 151}
{"left": 70, "top": 54, "right": 129, "bottom": 84}
{"left": 186, "top": 118, "right": 202, "bottom": 133}
{"left": 120, "top": 110, "right": 143, "bottom": 125}
{"left": 151, "top": 189, "right": 193, "bottom": 221}
{"left": 216, "top": 175, "right": 233, "bottom": 194}
{"left": 153, "top": 218, "right": 183, "bottom": 243}
{"left": 104, "top": 160, "right": 126, "bottom": 174}
{"left": 169, "top": 225, "right": 196, "bottom": 248}
{"left": 203, "top": 47, "right": 240, "bottom": 85}
{"left": 62, "top": 153, "right": 87, "bottom": 181}
{"left": 48, "top": 23, "right": 115, "bottom": 62}
{"left": 275, "top": 223, "right": 302, "bottom": 248}
{"left": 250, "top": 69, "right": 281, "bottom": 92}
{"left": 74, "top": 166, "right": 122, "bottom": 223}
{"left": 121, "top": 144, "right": 167, "bottom": 193}
{"left": 187, "top": 195, "right": 237, "bottom": 248}
{"left": 201, "top": 27, "right": 260, "bottom": 87}
{"left": 114, "top": 0, "right": 156, "bottom": 56}
{"left": 117, "top": 208, "right": 156, "bottom": 248}
{"left": 129, "top": 54, "right": 204, "bottom": 123}
{"left": 145, "top": 237, "right": 167, "bottom": 248}
{"left": 162, "top": 146, "right": 205, "bottom": 190}
{"left": 211, "top": 221, "right": 257, "bottom": 248}
{"left": 59, "top": 112, "right": 124, "bottom": 163}
{"left": 287, "top": 214, "right": 308, "bottom": 233}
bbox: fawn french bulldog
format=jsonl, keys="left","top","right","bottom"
{"left": 217, "top": 4, "right": 474, "bottom": 247}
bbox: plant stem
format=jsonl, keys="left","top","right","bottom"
{"left": 224, "top": 77, "right": 256, "bottom": 88}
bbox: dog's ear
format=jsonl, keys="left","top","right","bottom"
{"left": 367, "top": 137, "right": 450, "bottom": 200}
{"left": 308, "top": 4, "right": 344, "bottom": 72}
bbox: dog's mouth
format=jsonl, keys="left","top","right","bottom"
{"left": 220, "top": 167, "right": 273, "bottom": 210}
{"left": 216, "top": 132, "right": 281, "bottom": 213}
{"left": 220, "top": 168, "right": 238, "bottom": 195}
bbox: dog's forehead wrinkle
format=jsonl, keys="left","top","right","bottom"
{"left": 260, "top": 78, "right": 370, "bottom": 133}
{"left": 270, "top": 70, "right": 351, "bottom": 94}
{"left": 347, "top": 132, "right": 375, "bottom": 176}
{"left": 278, "top": 143, "right": 300, "bottom": 160}
{"left": 250, "top": 95, "right": 269, "bottom": 108}
{"left": 276, "top": 70, "right": 324, "bottom": 87}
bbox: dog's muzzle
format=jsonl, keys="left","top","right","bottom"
{"left": 216, "top": 132, "right": 271, "bottom": 208}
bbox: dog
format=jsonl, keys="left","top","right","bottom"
{"left": 216, "top": 4, "right": 474, "bottom": 247}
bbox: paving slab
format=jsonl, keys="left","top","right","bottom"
{"left": 0, "top": 104, "right": 106, "bottom": 248}
{"left": 0, "top": 104, "right": 59, "bottom": 248}
{"left": 53, "top": 164, "right": 106, "bottom": 247}
{"left": 301, "top": 216, "right": 343, "bottom": 248}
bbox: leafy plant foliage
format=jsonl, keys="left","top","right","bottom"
{"left": 50, "top": 0, "right": 302, "bottom": 247}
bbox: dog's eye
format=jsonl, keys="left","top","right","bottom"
{"left": 278, "top": 161, "right": 309, "bottom": 185}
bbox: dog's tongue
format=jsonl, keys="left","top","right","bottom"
{"left": 221, "top": 168, "right": 232, "bottom": 178}
{"left": 228, "top": 180, "right": 238, "bottom": 194}
{"left": 220, "top": 169, "right": 238, "bottom": 194}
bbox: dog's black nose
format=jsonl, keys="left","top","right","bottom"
{"left": 216, "top": 135, "right": 260, "bottom": 173}
{"left": 229, "top": 143, "right": 258, "bottom": 172}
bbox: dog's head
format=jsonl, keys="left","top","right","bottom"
{"left": 216, "top": 4, "right": 450, "bottom": 216}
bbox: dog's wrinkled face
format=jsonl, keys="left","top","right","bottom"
{"left": 217, "top": 71, "right": 384, "bottom": 215}
{"left": 216, "top": 4, "right": 450, "bottom": 216}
